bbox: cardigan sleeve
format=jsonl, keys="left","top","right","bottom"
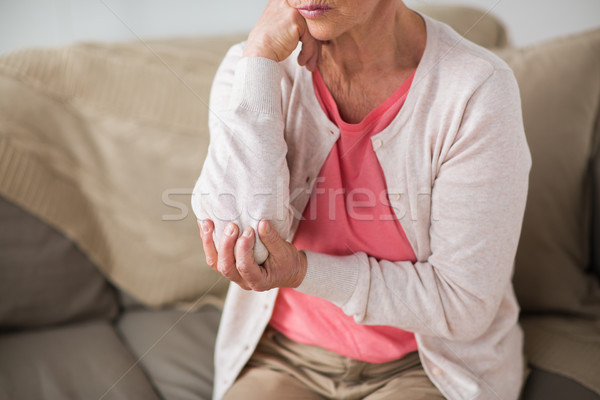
{"left": 296, "top": 67, "right": 532, "bottom": 342}
{"left": 191, "top": 44, "right": 293, "bottom": 264}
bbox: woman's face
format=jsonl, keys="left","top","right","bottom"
{"left": 287, "top": 0, "right": 391, "bottom": 41}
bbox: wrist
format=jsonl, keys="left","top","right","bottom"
{"left": 293, "top": 250, "right": 308, "bottom": 288}
{"left": 242, "top": 41, "right": 278, "bottom": 60}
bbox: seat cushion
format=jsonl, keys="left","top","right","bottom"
{"left": 519, "top": 315, "right": 600, "bottom": 396}
{"left": 521, "top": 368, "right": 600, "bottom": 400}
{"left": 0, "top": 195, "right": 119, "bottom": 330}
{"left": 116, "top": 304, "right": 221, "bottom": 400}
{"left": 0, "top": 320, "right": 160, "bottom": 399}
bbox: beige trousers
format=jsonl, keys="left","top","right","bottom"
{"left": 223, "top": 326, "right": 445, "bottom": 400}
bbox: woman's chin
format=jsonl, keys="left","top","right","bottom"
{"left": 306, "top": 22, "right": 338, "bottom": 42}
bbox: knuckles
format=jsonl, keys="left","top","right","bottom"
{"left": 247, "top": 1, "right": 307, "bottom": 62}
{"left": 249, "top": 281, "right": 270, "bottom": 292}
{"left": 236, "top": 260, "right": 254, "bottom": 277}
{"left": 237, "top": 264, "right": 264, "bottom": 290}
{"left": 217, "top": 262, "right": 235, "bottom": 279}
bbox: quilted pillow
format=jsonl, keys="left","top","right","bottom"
{"left": 0, "top": 196, "right": 118, "bottom": 330}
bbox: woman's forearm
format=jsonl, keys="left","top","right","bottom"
{"left": 192, "top": 44, "right": 293, "bottom": 264}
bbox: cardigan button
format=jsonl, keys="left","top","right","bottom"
{"left": 432, "top": 367, "right": 443, "bottom": 376}
{"left": 391, "top": 193, "right": 401, "bottom": 201}
{"left": 373, "top": 139, "right": 383, "bottom": 149}
{"left": 329, "top": 129, "right": 335, "bottom": 135}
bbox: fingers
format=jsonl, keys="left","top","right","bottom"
{"left": 217, "top": 223, "right": 250, "bottom": 290}
{"left": 243, "top": 0, "right": 306, "bottom": 61}
{"left": 198, "top": 219, "right": 305, "bottom": 291}
{"left": 297, "top": 21, "right": 311, "bottom": 65}
{"left": 244, "top": 0, "right": 320, "bottom": 70}
{"left": 235, "top": 227, "right": 268, "bottom": 291}
{"left": 198, "top": 220, "right": 266, "bottom": 291}
{"left": 258, "top": 219, "right": 307, "bottom": 288}
{"left": 258, "top": 220, "right": 284, "bottom": 254}
{"left": 306, "top": 40, "right": 321, "bottom": 71}
{"left": 297, "top": 20, "right": 321, "bottom": 71}
{"left": 198, "top": 220, "right": 218, "bottom": 272}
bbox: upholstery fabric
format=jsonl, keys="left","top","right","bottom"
{"left": 521, "top": 368, "right": 600, "bottom": 400}
{"left": 496, "top": 29, "right": 600, "bottom": 395}
{"left": 520, "top": 316, "right": 600, "bottom": 395}
{"left": 0, "top": 195, "right": 118, "bottom": 330}
{"left": 0, "top": 320, "right": 160, "bottom": 400}
{"left": 591, "top": 114, "right": 600, "bottom": 281}
{"left": 497, "top": 29, "right": 600, "bottom": 316}
{"left": 414, "top": 4, "right": 509, "bottom": 48}
{"left": 116, "top": 305, "right": 221, "bottom": 400}
{"left": 0, "top": 36, "right": 241, "bottom": 306}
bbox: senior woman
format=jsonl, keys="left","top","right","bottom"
{"left": 192, "top": 0, "right": 531, "bottom": 399}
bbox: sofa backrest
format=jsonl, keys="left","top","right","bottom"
{"left": 413, "top": 4, "right": 509, "bottom": 48}
{"left": 1, "top": 5, "right": 598, "bottom": 317}
{"left": 496, "top": 29, "right": 600, "bottom": 317}
{"left": 591, "top": 110, "right": 600, "bottom": 281}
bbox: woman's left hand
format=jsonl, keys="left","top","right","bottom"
{"left": 197, "top": 219, "right": 307, "bottom": 291}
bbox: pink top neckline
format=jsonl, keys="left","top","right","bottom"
{"left": 312, "top": 68, "right": 415, "bottom": 135}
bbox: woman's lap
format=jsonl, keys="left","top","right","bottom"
{"left": 363, "top": 366, "right": 446, "bottom": 400}
{"left": 222, "top": 327, "right": 445, "bottom": 400}
{"left": 223, "top": 366, "right": 325, "bottom": 400}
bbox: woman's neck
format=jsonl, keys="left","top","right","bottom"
{"left": 319, "top": 2, "right": 426, "bottom": 79}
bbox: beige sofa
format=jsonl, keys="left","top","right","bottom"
{"left": 1, "top": 5, "right": 599, "bottom": 400}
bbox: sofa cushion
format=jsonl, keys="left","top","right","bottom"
{"left": 496, "top": 29, "right": 600, "bottom": 316}
{"left": 495, "top": 29, "right": 600, "bottom": 396}
{"left": 414, "top": 4, "right": 509, "bottom": 48}
{"left": 519, "top": 315, "right": 600, "bottom": 396}
{"left": 0, "top": 195, "right": 119, "bottom": 330}
{"left": 0, "top": 36, "right": 239, "bottom": 307}
{"left": 0, "top": 320, "right": 160, "bottom": 400}
{"left": 116, "top": 304, "right": 221, "bottom": 400}
{"left": 521, "top": 367, "right": 600, "bottom": 400}
{"left": 591, "top": 117, "right": 600, "bottom": 281}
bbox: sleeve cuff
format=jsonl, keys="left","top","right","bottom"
{"left": 230, "top": 56, "right": 282, "bottom": 115}
{"left": 295, "top": 250, "right": 360, "bottom": 306}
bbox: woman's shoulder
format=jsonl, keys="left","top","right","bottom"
{"left": 422, "top": 15, "right": 514, "bottom": 88}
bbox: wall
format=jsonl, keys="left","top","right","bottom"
{"left": 1, "top": 0, "right": 599, "bottom": 55}
{"left": 0, "top": 0, "right": 266, "bottom": 55}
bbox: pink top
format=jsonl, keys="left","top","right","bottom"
{"left": 269, "top": 69, "right": 418, "bottom": 363}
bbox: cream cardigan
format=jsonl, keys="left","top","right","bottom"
{"left": 192, "top": 15, "right": 531, "bottom": 400}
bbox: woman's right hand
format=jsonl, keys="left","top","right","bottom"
{"left": 243, "top": 0, "right": 321, "bottom": 71}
